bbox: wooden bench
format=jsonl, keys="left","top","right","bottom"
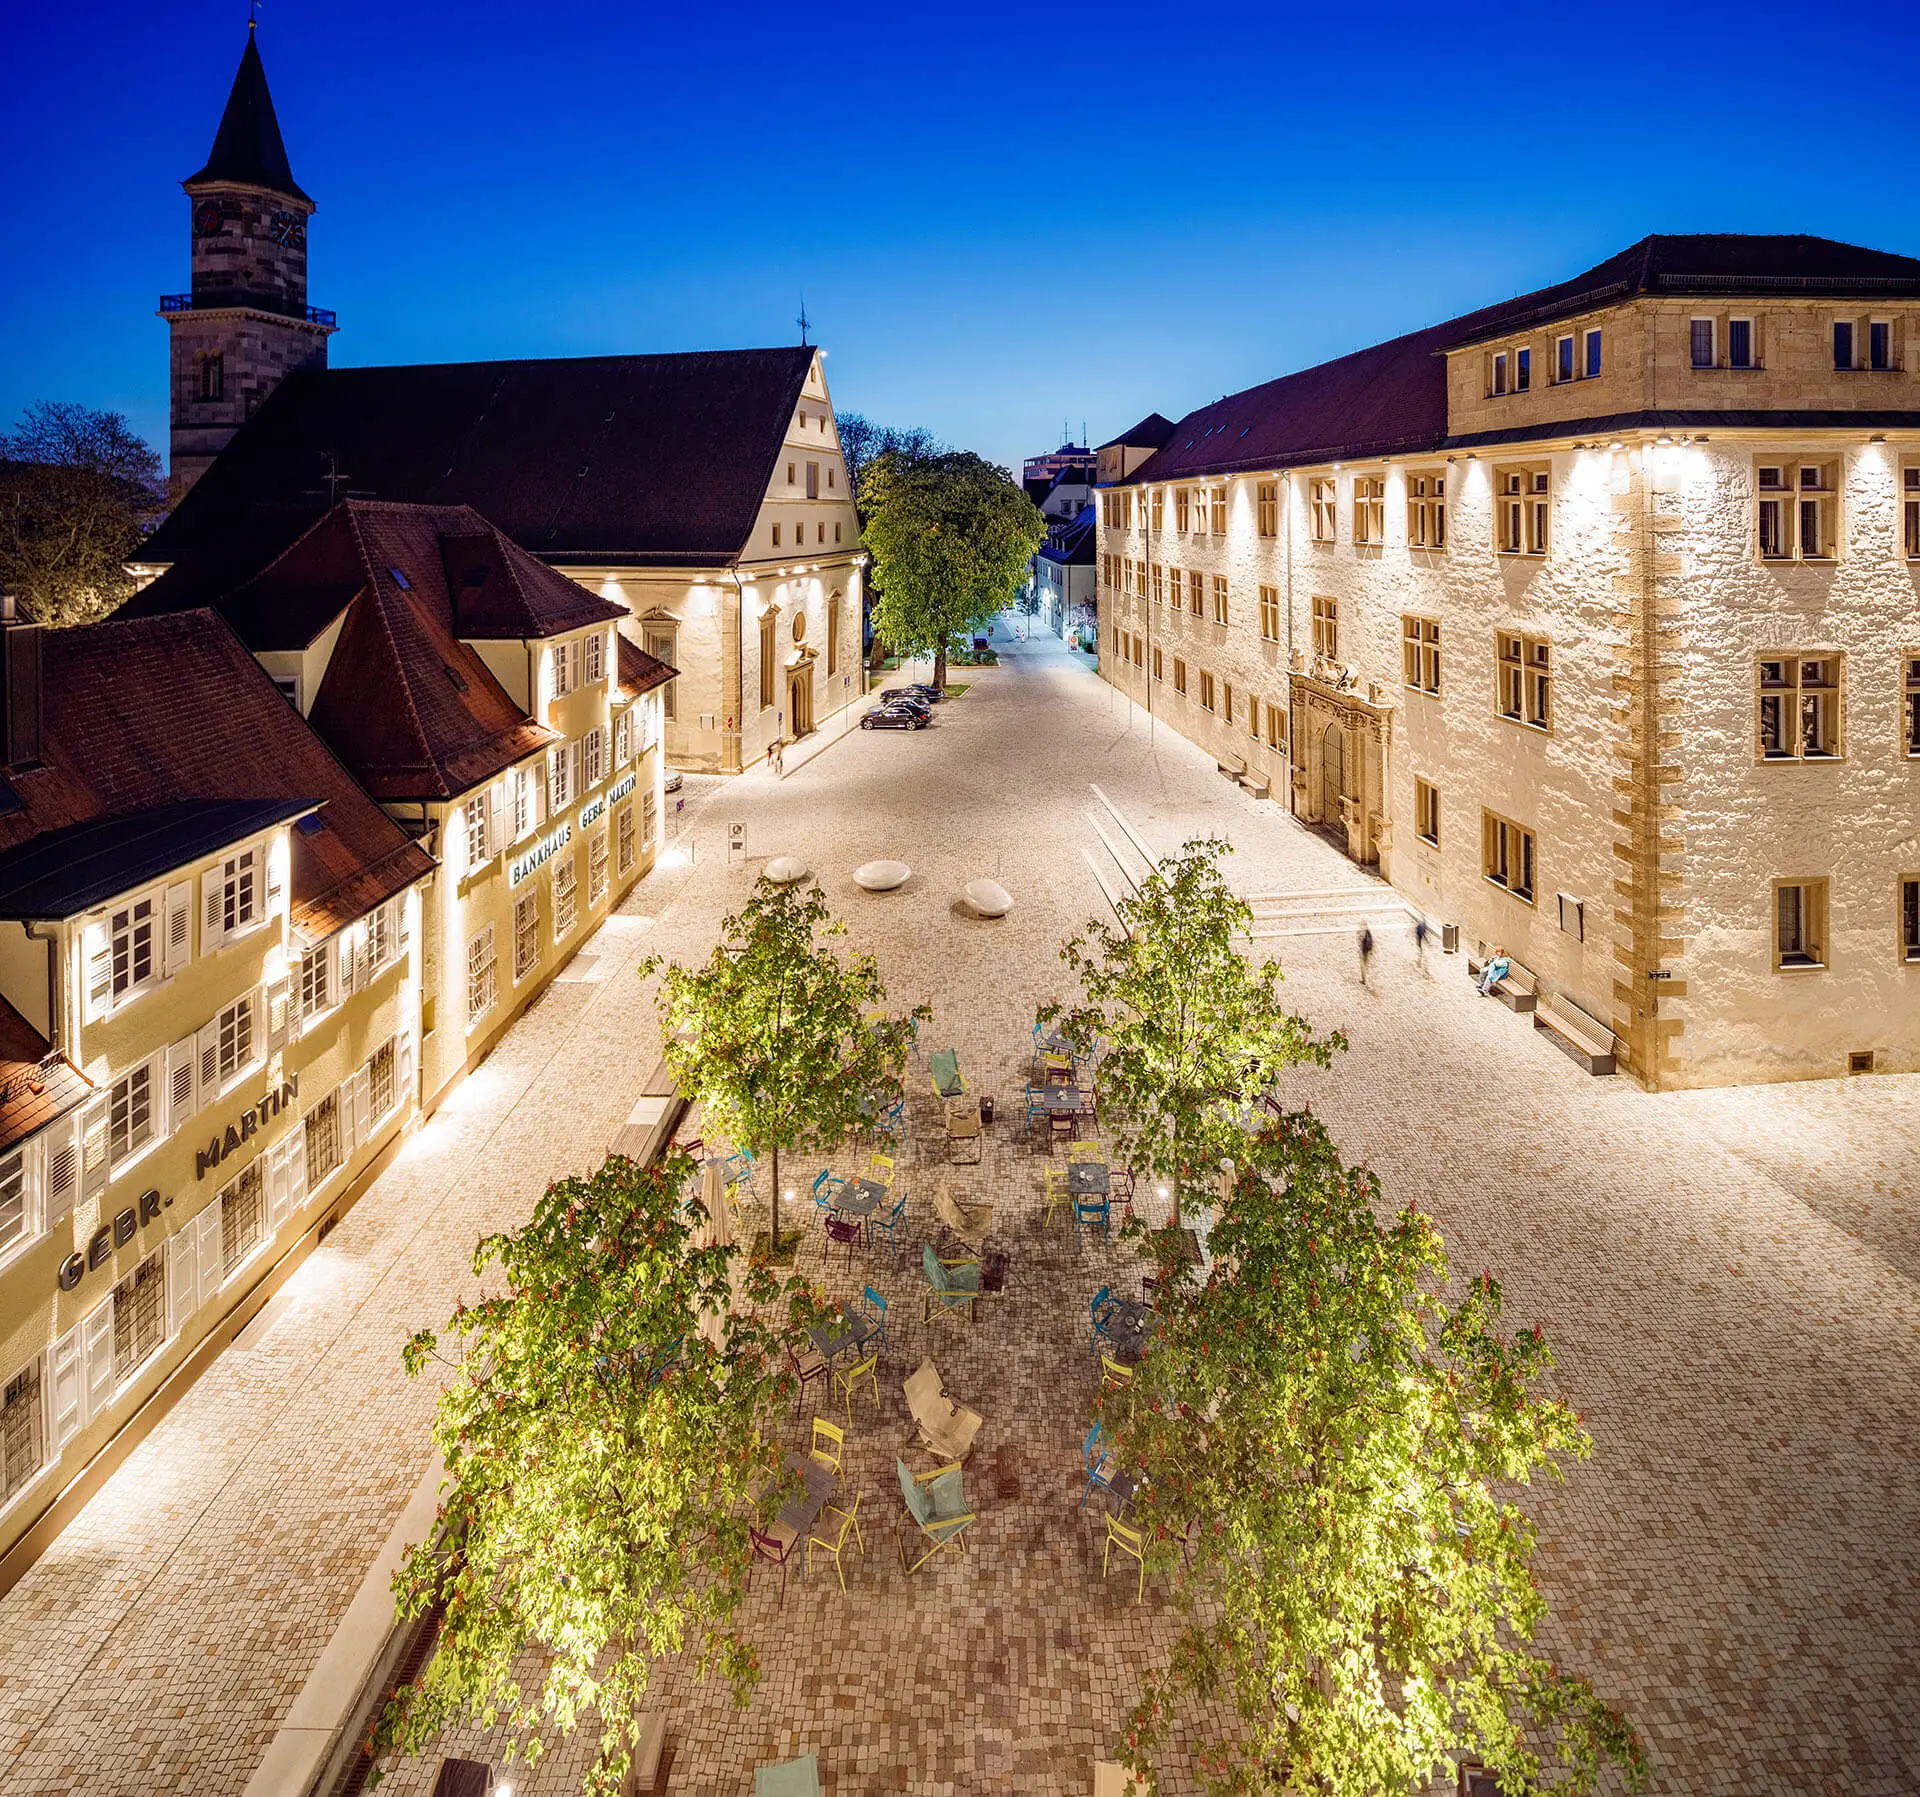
{"left": 1534, "top": 994, "right": 1618, "bottom": 1075}
{"left": 1237, "top": 769, "right": 1271, "bottom": 799}
{"left": 1466, "top": 954, "right": 1537, "bottom": 1014}
{"left": 1215, "top": 754, "right": 1247, "bottom": 781}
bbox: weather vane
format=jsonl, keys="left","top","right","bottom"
{"left": 797, "top": 296, "right": 811, "bottom": 348}
{"left": 249, "top": 0, "right": 261, "bottom": 29}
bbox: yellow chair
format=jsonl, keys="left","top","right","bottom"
{"left": 867, "top": 1152, "right": 895, "bottom": 1186}
{"left": 1067, "top": 1140, "right": 1103, "bottom": 1164}
{"left": 1100, "top": 1354, "right": 1133, "bottom": 1393}
{"left": 1042, "top": 1163, "right": 1072, "bottom": 1226}
{"left": 808, "top": 1416, "right": 845, "bottom": 1485}
{"left": 1104, "top": 1513, "right": 1147, "bottom": 1604}
{"left": 834, "top": 1349, "right": 880, "bottom": 1425}
{"left": 807, "top": 1491, "right": 866, "bottom": 1593}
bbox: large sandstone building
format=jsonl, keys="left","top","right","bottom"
{"left": 1096, "top": 235, "right": 1920, "bottom": 1089}
{"left": 145, "top": 33, "right": 863, "bottom": 775}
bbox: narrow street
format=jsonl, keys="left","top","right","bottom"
{"left": 3, "top": 623, "right": 1916, "bottom": 1796}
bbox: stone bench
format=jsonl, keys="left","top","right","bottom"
{"left": 1237, "top": 769, "right": 1271, "bottom": 799}
{"left": 1467, "top": 954, "right": 1537, "bottom": 1014}
{"left": 1534, "top": 994, "right": 1618, "bottom": 1076}
{"left": 1215, "top": 754, "right": 1247, "bottom": 780}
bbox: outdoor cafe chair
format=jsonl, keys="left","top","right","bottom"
{"left": 748, "top": 1520, "right": 802, "bottom": 1609}
{"left": 866, "top": 1151, "right": 896, "bottom": 1186}
{"left": 1023, "top": 1085, "right": 1048, "bottom": 1143}
{"left": 921, "top": 1242, "right": 982, "bottom": 1328}
{"left": 1103, "top": 1513, "right": 1147, "bottom": 1604}
{"left": 809, "top": 1416, "right": 846, "bottom": 1486}
{"left": 868, "top": 1190, "right": 909, "bottom": 1261}
{"left": 788, "top": 1340, "right": 829, "bottom": 1413}
{"left": 1042, "top": 1164, "right": 1072, "bottom": 1227}
{"left": 723, "top": 1148, "right": 756, "bottom": 1186}
{"left": 857, "top": 1285, "right": 889, "bottom": 1351}
{"left": 1079, "top": 1419, "right": 1120, "bottom": 1510}
{"left": 756, "top": 1753, "right": 823, "bottom": 1797}
{"left": 1050, "top": 1111, "right": 1078, "bottom": 1148}
{"left": 1073, "top": 1195, "right": 1112, "bottom": 1251}
{"left": 825, "top": 1213, "right": 864, "bottom": 1266}
{"left": 930, "top": 1047, "right": 967, "bottom": 1101}
{"left": 807, "top": 1491, "right": 866, "bottom": 1594}
{"left": 835, "top": 1349, "right": 880, "bottom": 1425}
{"left": 895, "top": 1457, "right": 976, "bottom": 1574}
{"left": 1100, "top": 1353, "right": 1134, "bottom": 1393}
{"left": 810, "top": 1167, "right": 845, "bottom": 1218}
{"left": 1088, "top": 1285, "right": 1116, "bottom": 1356}
{"left": 1067, "top": 1139, "right": 1103, "bottom": 1164}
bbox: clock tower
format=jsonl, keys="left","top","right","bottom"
{"left": 161, "top": 28, "right": 336, "bottom": 502}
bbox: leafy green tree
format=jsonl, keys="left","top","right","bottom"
{"left": 1047, "top": 837, "right": 1338, "bottom": 1228}
{"left": 642, "top": 878, "right": 925, "bottom": 1254}
{"left": 0, "top": 401, "right": 166, "bottom": 625}
{"left": 377, "top": 1150, "right": 800, "bottom": 1796}
{"left": 833, "top": 411, "right": 944, "bottom": 518}
{"left": 1108, "top": 1108, "right": 1649, "bottom": 1797}
{"left": 860, "top": 448, "right": 1044, "bottom": 689}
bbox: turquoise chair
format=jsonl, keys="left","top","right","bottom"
{"left": 868, "top": 1190, "right": 908, "bottom": 1260}
{"left": 756, "top": 1753, "right": 822, "bottom": 1797}
{"left": 929, "top": 1047, "right": 966, "bottom": 1099}
{"left": 895, "top": 1456, "right": 975, "bottom": 1573}
{"left": 1079, "top": 1419, "right": 1119, "bottom": 1509}
{"left": 1088, "top": 1285, "right": 1116, "bottom": 1355}
{"left": 1074, "top": 1194, "right": 1112, "bottom": 1250}
{"left": 857, "top": 1284, "right": 888, "bottom": 1350}
{"left": 921, "top": 1241, "right": 982, "bottom": 1326}
{"left": 811, "top": 1167, "right": 845, "bottom": 1217}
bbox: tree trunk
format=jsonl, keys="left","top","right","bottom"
{"left": 769, "top": 1141, "right": 781, "bottom": 1255}
{"left": 933, "top": 642, "right": 949, "bottom": 692}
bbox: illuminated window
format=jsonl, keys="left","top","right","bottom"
{"left": 466, "top": 925, "right": 497, "bottom": 1026}
{"left": 1210, "top": 575, "right": 1228, "bottom": 626}
{"left": 109, "top": 1060, "right": 156, "bottom": 1167}
{"left": 1756, "top": 461, "right": 1837, "bottom": 562}
{"left": 218, "top": 1160, "right": 266, "bottom": 1278}
{"left": 1496, "top": 465, "right": 1551, "bottom": 556}
{"left": 1259, "top": 584, "right": 1281, "bottom": 642}
{"left": 1401, "top": 616, "right": 1440, "bottom": 694}
{"left": 216, "top": 994, "right": 255, "bottom": 1084}
{"left": 1903, "top": 657, "right": 1920, "bottom": 756}
{"left": 551, "top": 639, "right": 575, "bottom": 699}
{"left": 1311, "top": 595, "right": 1338, "bottom": 662}
{"left": 548, "top": 742, "right": 572, "bottom": 813}
{"left": 1151, "top": 489, "right": 1164, "bottom": 531}
{"left": 1482, "top": 811, "right": 1536, "bottom": 904}
{"left": 1256, "top": 482, "right": 1278, "bottom": 538}
{"left": 215, "top": 849, "right": 259, "bottom": 937}
{"left": 2, "top": 1362, "right": 46, "bottom": 1501}
{"left": 0, "top": 1149, "right": 28, "bottom": 1264}
{"left": 1774, "top": 878, "right": 1828, "bottom": 970}
{"left": 1902, "top": 467, "right": 1920, "bottom": 560}
{"left": 1407, "top": 471, "right": 1447, "bottom": 550}
{"left": 1497, "top": 632, "right": 1552, "bottom": 730}
{"left": 1352, "top": 477, "right": 1384, "bottom": 546}
{"left": 554, "top": 856, "right": 578, "bottom": 939}
{"left": 463, "top": 791, "right": 492, "bottom": 863}
{"left": 1209, "top": 486, "right": 1227, "bottom": 535}
{"left": 584, "top": 630, "right": 604, "bottom": 683}
{"left": 1175, "top": 489, "right": 1191, "bottom": 533}
{"left": 1264, "top": 701, "right": 1286, "bottom": 753}
{"left": 513, "top": 891, "right": 540, "bottom": 983}
{"left": 1415, "top": 779, "right": 1440, "bottom": 848}
{"left": 1756, "top": 655, "right": 1842, "bottom": 760}
{"left": 1309, "top": 479, "right": 1337, "bottom": 543}
{"left": 110, "top": 1254, "right": 165, "bottom": 1384}
{"left": 583, "top": 726, "right": 606, "bottom": 791}
{"left": 1172, "top": 657, "right": 1187, "bottom": 697}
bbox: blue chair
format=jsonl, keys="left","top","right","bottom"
{"left": 868, "top": 1190, "right": 908, "bottom": 1261}
{"left": 1089, "top": 1285, "right": 1116, "bottom": 1355}
{"left": 756, "top": 1752, "right": 822, "bottom": 1797}
{"left": 723, "top": 1148, "right": 756, "bottom": 1189}
{"left": 1079, "top": 1419, "right": 1119, "bottom": 1510}
{"left": 1023, "top": 1084, "right": 1047, "bottom": 1144}
{"left": 857, "top": 1284, "right": 888, "bottom": 1351}
{"left": 811, "top": 1167, "right": 845, "bottom": 1217}
{"left": 1074, "top": 1195, "right": 1112, "bottom": 1250}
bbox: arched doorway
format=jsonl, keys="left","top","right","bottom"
{"left": 1320, "top": 720, "right": 1346, "bottom": 824}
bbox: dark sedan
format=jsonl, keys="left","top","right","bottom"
{"left": 877, "top": 687, "right": 934, "bottom": 715}
{"left": 862, "top": 701, "right": 929, "bottom": 731}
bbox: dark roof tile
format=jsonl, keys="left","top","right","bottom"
{"left": 183, "top": 34, "right": 311, "bottom": 205}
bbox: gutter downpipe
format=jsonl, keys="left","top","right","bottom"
{"left": 24, "top": 920, "right": 60, "bottom": 1055}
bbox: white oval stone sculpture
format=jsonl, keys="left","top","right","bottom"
{"left": 763, "top": 855, "right": 809, "bottom": 885}
{"left": 853, "top": 859, "right": 911, "bottom": 892}
{"left": 963, "top": 878, "right": 1012, "bottom": 918}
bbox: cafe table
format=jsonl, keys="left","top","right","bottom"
{"left": 834, "top": 1177, "right": 888, "bottom": 1221}
{"left": 1066, "top": 1161, "right": 1109, "bottom": 1198}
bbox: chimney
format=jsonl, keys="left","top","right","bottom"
{"left": 1, "top": 598, "right": 44, "bottom": 772}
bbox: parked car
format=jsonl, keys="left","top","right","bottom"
{"left": 877, "top": 687, "right": 933, "bottom": 715}
{"left": 663, "top": 770, "right": 684, "bottom": 793}
{"left": 862, "top": 702, "right": 929, "bottom": 731}
{"left": 905, "top": 682, "right": 946, "bottom": 703}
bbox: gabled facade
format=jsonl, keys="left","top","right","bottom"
{"left": 1097, "top": 235, "right": 1920, "bottom": 1089}
{"left": 126, "top": 500, "right": 675, "bottom": 1108}
{"left": 0, "top": 611, "right": 432, "bottom": 1572}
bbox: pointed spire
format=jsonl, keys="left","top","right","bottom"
{"left": 183, "top": 32, "right": 311, "bottom": 205}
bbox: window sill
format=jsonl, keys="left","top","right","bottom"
{"left": 0, "top": 1460, "right": 57, "bottom": 1523}
{"left": 1497, "top": 551, "right": 1547, "bottom": 561}
{"left": 1776, "top": 958, "right": 1826, "bottom": 973}
{"left": 1484, "top": 877, "right": 1536, "bottom": 907}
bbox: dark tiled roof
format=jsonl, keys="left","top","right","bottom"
{"left": 1097, "top": 413, "right": 1177, "bottom": 452}
{"left": 0, "top": 800, "right": 314, "bottom": 920}
{"left": 1037, "top": 507, "right": 1095, "bottom": 565}
{"left": 0, "top": 614, "right": 433, "bottom": 939}
{"left": 617, "top": 634, "right": 676, "bottom": 697}
{"left": 183, "top": 34, "right": 311, "bottom": 205}
{"left": 0, "top": 997, "right": 90, "bottom": 1159}
{"left": 1123, "top": 234, "right": 1920, "bottom": 485}
{"left": 138, "top": 347, "right": 817, "bottom": 592}
{"left": 1446, "top": 406, "right": 1920, "bottom": 452}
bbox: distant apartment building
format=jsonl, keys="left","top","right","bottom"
{"left": 0, "top": 610, "right": 433, "bottom": 1575}
{"left": 1023, "top": 436, "right": 1097, "bottom": 488}
{"left": 1096, "top": 236, "right": 1920, "bottom": 1089}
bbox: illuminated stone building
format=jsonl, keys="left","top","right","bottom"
{"left": 0, "top": 611, "right": 432, "bottom": 1573}
{"left": 1097, "top": 235, "right": 1920, "bottom": 1087}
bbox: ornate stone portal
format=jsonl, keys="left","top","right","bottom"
{"left": 1288, "top": 666, "right": 1393, "bottom": 868}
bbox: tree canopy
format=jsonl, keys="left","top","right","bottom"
{"left": 642, "top": 877, "right": 924, "bottom": 1253}
{"left": 0, "top": 401, "right": 166, "bottom": 626}
{"left": 859, "top": 447, "right": 1044, "bottom": 688}
{"left": 833, "top": 411, "right": 945, "bottom": 517}
{"left": 378, "top": 1150, "right": 800, "bottom": 1796}
{"left": 1108, "top": 1109, "right": 1649, "bottom": 1797}
{"left": 1047, "top": 837, "right": 1339, "bottom": 1223}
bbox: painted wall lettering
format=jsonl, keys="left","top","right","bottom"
{"left": 195, "top": 1076, "right": 299, "bottom": 1180}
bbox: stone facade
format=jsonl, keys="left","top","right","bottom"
{"left": 1098, "top": 287, "right": 1920, "bottom": 1089}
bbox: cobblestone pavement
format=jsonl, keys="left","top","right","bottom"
{"left": 2, "top": 624, "right": 1916, "bottom": 1797}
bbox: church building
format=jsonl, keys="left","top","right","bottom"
{"left": 141, "top": 31, "right": 863, "bottom": 775}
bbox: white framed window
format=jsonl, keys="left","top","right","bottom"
{"left": 218, "top": 1161, "right": 266, "bottom": 1278}
{"left": 299, "top": 942, "right": 330, "bottom": 1018}
{"left": 1756, "top": 462, "right": 1838, "bottom": 562}
{"left": 216, "top": 995, "right": 255, "bottom": 1086}
{"left": 1482, "top": 811, "right": 1537, "bottom": 905}
{"left": 1415, "top": 778, "right": 1440, "bottom": 848}
{"left": 551, "top": 638, "right": 576, "bottom": 699}
{"left": 613, "top": 707, "right": 632, "bottom": 767}
{"left": 0, "top": 1148, "right": 30, "bottom": 1265}
{"left": 1309, "top": 479, "right": 1337, "bottom": 543}
{"left": 367, "top": 1038, "right": 397, "bottom": 1124}
{"left": 108, "top": 1056, "right": 159, "bottom": 1169}
{"left": 463, "top": 791, "right": 491, "bottom": 864}
{"left": 1490, "top": 350, "right": 1509, "bottom": 397}
{"left": 1903, "top": 656, "right": 1920, "bottom": 758}
{"left": 367, "top": 901, "right": 393, "bottom": 973}
{"left": 616, "top": 803, "right": 636, "bottom": 876}
{"left": 110, "top": 895, "right": 158, "bottom": 1003}
{"left": 305, "top": 1091, "right": 341, "bottom": 1189}
{"left": 583, "top": 726, "right": 606, "bottom": 791}
{"left": 111, "top": 1253, "right": 165, "bottom": 1386}
{"left": 1774, "top": 878, "right": 1828, "bottom": 970}
{"left": 588, "top": 831, "right": 609, "bottom": 907}
{"left": 513, "top": 891, "right": 540, "bottom": 982}
{"left": 1901, "top": 466, "right": 1919, "bottom": 560}
{"left": 2, "top": 1360, "right": 47, "bottom": 1504}
{"left": 1728, "top": 317, "right": 1755, "bottom": 369}
{"left": 1690, "top": 318, "right": 1715, "bottom": 369}
{"left": 1553, "top": 334, "right": 1574, "bottom": 383}
{"left": 554, "top": 858, "right": 578, "bottom": 939}
{"left": 1353, "top": 477, "right": 1384, "bottom": 546}
{"left": 643, "top": 628, "right": 676, "bottom": 720}
{"left": 1401, "top": 616, "right": 1440, "bottom": 694}
{"left": 1583, "top": 328, "right": 1602, "bottom": 378}
{"left": 641, "top": 790, "right": 657, "bottom": 851}
{"left": 1497, "top": 466, "right": 1551, "bottom": 556}
{"left": 1757, "top": 655, "right": 1843, "bottom": 760}
{"left": 1514, "top": 346, "right": 1531, "bottom": 393}
{"left": 466, "top": 926, "right": 497, "bottom": 1027}
{"left": 585, "top": 630, "right": 605, "bottom": 683}
{"left": 1408, "top": 471, "right": 1446, "bottom": 550}
{"left": 1497, "top": 632, "right": 1552, "bottom": 731}
{"left": 203, "top": 848, "right": 260, "bottom": 950}
{"left": 548, "top": 742, "right": 573, "bottom": 814}
{"left": 1311, "top": 595, "right": 1338, "bottom": 662}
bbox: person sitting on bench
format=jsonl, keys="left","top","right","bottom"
{"left": 1477, "top": 947, "right": 1511, "bottom": 997}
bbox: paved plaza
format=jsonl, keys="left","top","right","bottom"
{"left": 1, "top": 624, "right": 1917, "bottom": 1797}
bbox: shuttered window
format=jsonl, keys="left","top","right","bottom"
{"left": 111, "top": 1254, "right": 166, "bottom": 1384}
{"left": 1, "top": 1362, "right": 45, "bottom": 1501}
{"left": 218, "top": 1161, "right": 266, "bottom": 1278}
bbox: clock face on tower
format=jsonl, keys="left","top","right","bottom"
{"left": 267, "top": 210, "right": 306, "bottom": 249}
{"left": 193, "top": 200, "right": 223, "bottom": 238}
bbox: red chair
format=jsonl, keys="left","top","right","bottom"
{"left": 825, "top": 1214, "right": 864, "bottom": 1266}
{"left": 748, "top": 1521, "right": 801, "bottom": 1607}
{"left": 788, "top": 1341, "right": 828, "bottom": 1413}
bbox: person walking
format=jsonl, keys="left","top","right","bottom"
{"left": 1357, "top": 925, "right": 1374, "bottom": 988}
{"left": 1413, "top": 916, "right": 1429, "bottom": 975}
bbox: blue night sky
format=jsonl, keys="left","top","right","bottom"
{"left": 3, "top": 1, "right": 1916, "bottom": 477}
